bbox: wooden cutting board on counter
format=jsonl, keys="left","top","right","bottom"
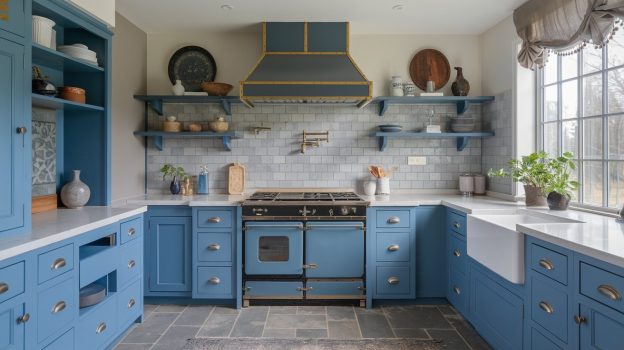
{"left": 32, "top": 194, "right": 57, "bottom": 213}
{"left": 228, "top": 163, "right": 245, "bottom": 195}
{"left": 409, "top": 48, "right": 451, "bottom": 91}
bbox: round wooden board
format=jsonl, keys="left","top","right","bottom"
{"left": 409, "top": 49, "right": 450, "bottom": 91}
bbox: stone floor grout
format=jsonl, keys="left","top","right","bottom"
{"left": 147, "top": 305, "right": 187, "bottom": 350}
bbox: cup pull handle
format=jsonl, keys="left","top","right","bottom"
{"left": 303, "top": 263, "right": 318, "bottom": 269}
{"left": 453, "top": 222, "right": 461, "bottom": 229}
{"left": 387, "top": 277, "right": 400, "bottom": 285}
{"left": 453, "top": 249, "right": 461, "bottom": 257}
{"left": 387, "top": 216, "right": 400, "bottom": 224}
{"left": 128, "top": 298, "right": 136, "bottom": 309}
{"left": 17, "top": 313, "right": 30, "bottom": 324}
{"left": 538, "top": 259, "right": 554, "bottom": 270}
{"left": 209, "top": 277, "right": 221, "bottom": 284}
{"left": 538, "top": 301, "right": 554, "bottom": 314}
{"left": 128, "top": 260, "right": 136, "bottom": 269}
{"left": 208, "top": 244, "right": 221, "bottom": 251}
{"left": 597, "top": 284, "right": 622, "bottom": 301}
{"left": 387, "top": 244, "right": 400, "bottom": 252}
{"left": 208, "top": 217, "right": 221, "bottom": 223}
{"left": 96, "top": 322, "right": 107, "bottom": 334}
{"left": 51, "top": 258, "right": 66, "bottom": 270}
{"left": 453, "top": 286, "right": 461, "bottom": 295}
{"left": 0, "top": 283, "right": 8, "bottom": 295}
{"left": 52, "top": 301, "right": 66, "bottom": 314}
{"left": 128, "top": 228, "right": 136, "bottom": 236}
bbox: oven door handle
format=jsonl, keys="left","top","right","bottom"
{"left": 306, "top": 223, "right": 365, "bottom": 230}
{"left": 244, "top": 224, "right": 304, "bottom": 230}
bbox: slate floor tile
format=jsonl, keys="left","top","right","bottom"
{"left": 296, "top": 328, "right": 328, "bottom": 338}
{"left": 384, "top": 305, "right": 452, "bottom": 329}
{"left": 266, "top": 314, "right": 327, "bottom": 329}
{"left": 174, "top": 305, "right": 214, "bottom": 326}
{"left": 144, "top": 304, "right": 158, "bottom": 319}
{"left": 152, "top": 325, "right": 200, "bottom": 350}
{"left": 230, "top": 307, "right": 269, "bottom": 337}
{"left": 392, "top": 328, "right": 430, "bottom": 339}
{"left": 428, "top": 329, "right": 472, "bottom": 350}
{"left": 269, "top": 306, "right": 298, "bottom": 315}
{"left": 212, "top": 306, "right": 240, "bottom": 315}
{"left": 437, "top": 304, "right": 458, "bottom": 316}
{"left": 196, "top": 314, "right": 238, "bottom": 337}
{"left": 356, "top": 313, "right": 395, "bottom": 338}
{"left": 121, "top": 312, "right": 178, "bottom": 343}
{"left": 297, "top": 306, "right": 326, "bottom": 315}
{"left": 113, "top": 344, "right": 153, "bottom": 350}
{"left": 327, "top": 320, "right": 361, "bottom": 339}
{"left": 262, "top": 328, "right": 296, "bottom": 338}
{"left": 326, "top": 306, "right": 356, "bottom": 321}
{"left": 447, "top": 317, "right": 492, "bottom": 350}
{"left": 154, "top": 304, "right": 187, "bottom": 313}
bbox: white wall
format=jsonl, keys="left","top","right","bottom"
{"left": 69, "top": 0, "right": 115, "bottom": 27}
{"left": 111, "top": 13, "right": 146, "bottom": 203}
{"left": 146, "top": 29, "right": 482, "bottom": 97}
{"left": 480, "top": 16, "right": 516, "bottom": 95}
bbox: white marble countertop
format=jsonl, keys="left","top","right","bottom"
{"left": 126, "top": 194, "right": 245, "bottom": 206}
{"left": 0, "top": 205, "right": 147, "bottom": 261}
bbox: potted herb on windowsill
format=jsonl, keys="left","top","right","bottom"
{"left": 488, "top": 151, "right": 551, "bottom": 207}
{"left": 160, "top": 164, "right": 186, "bottom": 195}
{"left": 545, "top": 152, "right": 579, "bottom": 210}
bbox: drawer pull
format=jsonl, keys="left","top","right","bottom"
{"left": 208, "top": 244, "right": 221, "bottom": 251}
{"left": 453, "top": 222, "right": 461, "bottom": 229}
{"left": 0, "top": 282, "right": 8, "bottom": 294}
{"left": 597, "top": 284, "right": 622, "bottom": 301}
{"left": 387, "top": 216, "right": 400, "bottom": 224}
{"left": 128, "top": 298, "right": 136, "bottom": 309}
{"left": 128, "top": 228, "right": 136, "bottom": 236}
{"left": 574, "top": 315, "right": 587, "bottom": 324}
{"left": 387, "top": 277, "right": 400, "bottom": 285}
{"left": 52, "top": 301, "right": 66, "bottom": 314}
{"left": 538, "top": 301, "right": 554, "bottom": 314}
{"left": 387, "top": 244, "right": 400, "bottom": 252}
{"left": 128, "top": 260, "right": 136, "bottom": 269}
{"left": 96, "top": 322, "right": 107, "bottom": 334}
{"left": 16, "top": 313, "right": 30, "bottom": 324}
{"left": 303, "top": 263, "right": 318, "bottom": 269}
{"left": 453, "top": 286, "right": 461, "bottom": 295}
{"left": 538, "top": 259, "right": 555, "bottom": 271}
{"left": 453, "top": 249, "right": 461, "bottom": 257}
{"left": 297, "top": 287, "right": 314, "bottom": 291}
{"left": 51, "top": 258, "right": 66, "bottom": 270}
{"left": 208, "top": 277, "right": 221, "bottom": 284}
{"left": 208, "top": 217, "right": 221, "bottom": 223}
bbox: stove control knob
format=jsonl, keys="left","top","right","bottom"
{"left": 351, "top": 207, "right": 358, "bottom": 214}
{"left": 340, "top": 207, "right": 350, "bottom": 216}
{"left": 328, "top": 209, "right": 334, "bottom": 216}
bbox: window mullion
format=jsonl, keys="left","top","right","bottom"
{"left": 602, "top": 44, "right": 609, "bottom": 207}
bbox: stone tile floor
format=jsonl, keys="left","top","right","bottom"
{"left": 114, "top": 303, "right": 491, "bottom": 350}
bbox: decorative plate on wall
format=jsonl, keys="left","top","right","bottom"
{"left": 409, "top": 49, "right": 450, "bottom": 91}
{"left": 168, "top": 46, "right": 217, "bottom": 92}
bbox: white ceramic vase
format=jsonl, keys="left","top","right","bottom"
{"left": 363, "top": 181, "right": 377, "bottom": 196}
{"left": 390, "top": 76, "right": 404, "bottom": 96}
{"left": 172, "top": 80, "right": 185, "bottom": 96}
{"left": 61, "top": 170, "right": 91, "bottom": 208}
{"left": 377, "top": 177, "right": 390, "bottom": 195}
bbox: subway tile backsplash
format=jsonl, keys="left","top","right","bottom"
{"left": 146, "top": 102, "right": 488, "bottom": 193}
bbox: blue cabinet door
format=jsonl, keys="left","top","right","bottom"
{"left": 305, "top": 222, "right": 364, "bottom": 278}
{"left": 579, "top": 302, "right": 624, "bottom": 350}
{"left": 0, "top": 0, "right": 25, "bottom": 37}
{"left": 0, "top": 37, "right": 26, "bottom": 235}
{"left": 0, "top": 298, "right": 25, "bottom": 349}
{"left": 148, "top": 216, "right": 192, "bottom": 292}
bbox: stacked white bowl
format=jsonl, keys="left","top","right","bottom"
{"left": 58, "top": 44, "right": 98, "bottom": 65}
{"left": 32, "top": 15, "right": 55, "bottom": 48}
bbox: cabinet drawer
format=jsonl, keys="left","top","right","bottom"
{"left": 197, "top": 232, "right": 232, "bottom": 262}
{"left": 117, "top": 238, "right": 142, "bottom": 287}
{"left": 375, "top": 210, "right": 410, "bottom": 228}
{"left": 306, "top": 280, "right": 363, "bottom": 298}
{"left": 38, "top": 244, "right": 74, "bottom": 284}
{"left": 375, "top": 232, "right": 410, "bottom": 262}
{"left": 120, "top": 216, "right": 143, "bottom": 245}
{"left": 196, "top": 210, "right": 233, "bottom": 229}
{"left": 76, "top": 295, "right": 117, "bottom": 350}
{"left": 530, "top": 327, "right": 562, "bottom": 350}
{"left": 37, "top": 277, "right": 76, "bottom": 343}
{"left": 117, "top": 279, "right": 142, "bottom": 327}
{"left": 0, "top": 261, "right": 24, "bottom": 304}
{"left": 447, "top": 211, "right": 466, "bottom": 236}
{"left": 42, "top": 328, "right": 74, "bottom": 350}
{"left": 530, "top": 275, "right": 569, "bottom": 343}
{"left": 196, "top": 267, "right": 233, "bottom": 297}
{"left": 244, "top": 281, "right": 302, "bottom": 298}
{"left": 448, "top": 265, "right": 468, "bottom": 315}
{"left": 530, "top": 243, "right": 568, "bottom": 285}
{"left": 580, "top": 262, "right": 624, "bottom": 314}
{"left": 448, "top": 232, "right": 467, "bottom": 275}
{"left": 79, "top": 245, "right": 117, "bottom": 288}
{"left": 376, "top": 266, "right": 411, "bottom": 296}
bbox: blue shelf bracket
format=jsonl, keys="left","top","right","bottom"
{"left": 222, "top": 136, "right": 232, "bottom": 151}
{"left": 220, "top": 98, "right": 232, "bottom": 116}
{"left": 378, "top": 136, "right": 388, "bottom": 152}
{"left": 148, "top": 99, "right": 164, "bottom": 116}
{"left": 456, "top": 136, "right": 470, "bottom": 151}
{"left": 378, "top": 100, "right": 390, "bottom": 116}
{"left": 456, "top": 100, "right": 469, "bottom": 115}
{"left": 153, "top": 136, "right": 164, "bottom": 151}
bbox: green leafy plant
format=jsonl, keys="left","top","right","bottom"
{"left": 488, "top": 151, "right": 552, "bottom": 195}
{"left": 160, "top": 164, "right": 186, "bottom": 182}
{"left": 545, "top": 152, "right": 579, "bottom": 198}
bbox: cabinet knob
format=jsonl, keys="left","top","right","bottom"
{"left": 453, "top": 222, "right": 461, "bottom": 229}
{"left": 387, "top": 276, "right": 400, "bottom": 285}
{"left": 453, "top": 249, "right": 461, "bottom": 257}
{"left": 208, "top": 277, "right": 221, "bottom": 284}
{"left": 387, "top": 244, "right": 400, "bottom": 252}
{"left": 597, "top": 284, "right": 621, "bottom": 301}
{"left": 538, "top": 259, "right": 555, "bottom": 271}
{"left": 453, "top": 286, "right": 461, "bottom": 295}
{"left": 574, "top": 315, "right": 587, "bottom": 324}
{"left": 387, "top": 216, "right": 400, "bottom": 224}
{"left": 208, "top": 217, "right": 221, "bottom": 223}
{"left": 96, "top": 322, "right": 107, "bottom": 334}
{"left": 128, "top": 298, "right": 136, "bottom": 309}
{"left": 51, "top": 258, "right": 66, "bottom": 270}
{"left": 538, "top": 301, "right": 554, "bottom": 314}
{"left": 0, "top": 282, "right": 8, "bottom": 294}
{"left": 208, "top": 244, "right": 221, "bottom": 251}
{"left": 128, "top": 260, "right": 136, "bottom": 269}
{"left": 17, "top": 313, "right": 30, "bottom": 324}
{"left": 16, "top": 127, "right": 27, "bottom": 134}
{"left": 127, "top": 228, "right": 136, "bottom": 236}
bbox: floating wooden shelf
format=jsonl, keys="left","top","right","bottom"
{"left": 372, "top": 96, "right": 495, "bottom": 116}
{"left": 134, "top": 95, "right": 240, "bottom": 116}
{"left": 133, "top": 130, "right": 241, "bottom": 151}
{"left": 371, "top": 131, "right": 495, "bottom": 152}
{"left": 32, "top": 94, "right": 105, "bottom": 111}
{"left": 32, "top": 43, "right": 104, "bottom": 73}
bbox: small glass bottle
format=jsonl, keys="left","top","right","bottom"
{"left": 198, "top": 166, "right": 209, "bottom": 194}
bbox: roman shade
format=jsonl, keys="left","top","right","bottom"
{"left": 514, "top": 0, "right": 624, "bottom": 69}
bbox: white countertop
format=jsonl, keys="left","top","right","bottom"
{"left": 126, "top": 194, "right": 245, "bottom": 206}
{"left": 0, "top": 205, "right": 147, "bottom": 261}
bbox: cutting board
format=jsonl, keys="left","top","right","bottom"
{"left": 409, "top": 49, "right": 451, "bottom": 91}
{"left": 32, "top": 194, "right": 57, "bottom": 214}
{"left": 228, "top": 163, "right": 245, "bottom": 195}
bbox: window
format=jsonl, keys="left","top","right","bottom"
{"left": 538, "top": 30, "right": 624, "bottom": 210}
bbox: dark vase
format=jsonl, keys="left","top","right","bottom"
{"left": 170, "top": 179, "right": 181, "bottom": 195}
{"left": 451, "top": 67, "right": 470, "bottom": 96}
{"left": 547, "top": 192, "right": 570, "bottom": 210}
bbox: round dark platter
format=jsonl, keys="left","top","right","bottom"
{"left": 168, "top": 46, "right": 217, "bottom": 92}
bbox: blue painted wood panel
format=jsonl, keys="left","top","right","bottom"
{"left": 37, "top": 243, "right": 74, "bottom": 284}
{"left": 446, "top": 210, "right": 466, "bottom": 236}
{"left": 0, "top": 0, "right": 25, "bottom": 37}
{"left": 119, "top": 216, "right": 143, "bottom": 245}
{"left": 244, "top": 222, "right": 303, "bottom": 275}
{"left": 76, "top": 293, "right": 117, "bottom": 349}
{"left": 307, "top": 22, "right": 347, "bottom": 52}
{"left": 0, "top": 297, "right": 25, "bottom": 349}
{"left": 0, "top": 261, "right": 24, "bottom": 304}
{"left": 41, "top": 328, "right": 74, "bottom": 350}
{"left": 530, "top": 274, "right": 569, "bottom": 343}
{"left": 197, "top": 232, "right": 232, "bottom": 263}
{"left": 529, "top": 327, "right": 563, "bottom": 350}
{"left": 196, "top": 209, "right": 233, "bottom": 229}
{"left": 148, "top": 216, "right": 192, "bottom": 292}
{"left": 375, "top": 209, "right": 411, "bottom": 228}
{"left": 37, "top": 277, "right": 76, "bottom": 343}
{"left": 415, "top": 206, "right": 446, "bottom": 298}
{"left": 117, "top": 238, "right": 142, "bottom": 287}
{"left": 376, "top": 266, "right": 411, "bottom": 296}
{"left": 244, "top": 281, "right": 302, "bottom": 298}
{"left": 579, "top": 301, "right": 624, "bottom": 350}
{"left": 375, "top": 231, "right": 410, "bottom": 262}
{"left": 265, "top": 22, "right": 304, "bottom": 52}
{"left": 0, "top": 36, "right": 26, "bottom": 234}
{"left": 448, "top": 264, "right": 469, "bottom": 316}
{"left": 580, "top": 262, "right": 624, "bottom": 314}
{"left": 117, "top": 278, "right": 142, "bottom": 328}
{"left": 448, "top": 231, "right": 467, "bottom": 275}
{"left": 306, "top": 281, "right": 363, "bottom": 297}
{"left": 530, "top": 242, "right": 569, "bottom": 286}
{"left": 196, "top": 266, "right": 233, "bottom": 298}
{"left": 305, "top": 222, "right": 364, "bottom": 278}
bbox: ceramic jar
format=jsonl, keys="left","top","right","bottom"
{"left": 390, "top": 76, "right": 404, "bottom": 96}
{"left": 377, "top": 177, "right": 390, "bottom": 195}
{"left": 473, "top": 174, "right": 486, "bottom": 195}
{"left": 403, "top": 82, "right": 416, "bottom": 96}
{"left": 60, "top": 170, "right": 91, "bottom": 208}
{"left": 451, "top": 67, "right": 470, "bottom": 96}
{"left": 172, "top": 80, "right": 185, "bottom": 96}
{"left": 363, "top": 181, "right": 376, "bottom": 196}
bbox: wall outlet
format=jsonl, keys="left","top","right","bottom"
{"left": 408, "top": 156, "right": 427, "bottom": 165}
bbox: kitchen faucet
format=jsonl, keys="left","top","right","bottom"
{"left": 618, "top": 205, "right": 624, "bottom": 223}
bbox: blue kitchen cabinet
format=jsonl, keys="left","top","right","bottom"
{"left": 147, "top": 215, "right": 192, "bottom": 293}
{"left": 446, "top": 209, "right": 469, "bottom": 316}
{"left": 578, "top": 301, "right": 624, "bottom": 350}
{"left": 0, "top": 34, "right": 28, "bottom": 236}
{"left": 305, "top": 221, "right": 364, "bottom": 278}
{"left": 0, "top": 0, "right": 25, "bottom": 37}
{"left": 0, "top": 297, "right": 26, "bottom": 349}
{"left": 415, "top": 206, "right": 446, "bottom": 298}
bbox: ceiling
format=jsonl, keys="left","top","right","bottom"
{"left": 115, "top": 0, "right": 526, "bottom": 35}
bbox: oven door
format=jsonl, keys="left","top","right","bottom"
{"left": 305, "top": 221, "right": 365, "bottom": 278}
{"left": 244, "top": 222, "right": 304, "bottom": 275}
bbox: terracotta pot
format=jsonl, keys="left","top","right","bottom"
{"left": 524, "top": 185, "right": 547, "bottom": 207}
{"left": 547, "top": 192, "right": 571, "bottom": 210}
{"left": 58, "top": 86, "right": 86, "bottom": 104}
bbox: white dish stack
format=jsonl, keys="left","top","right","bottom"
{"left": 32, "top": 15, "right": 56, "bottom": 48}
{"left": 58, "top": 44, "right": 98, "bottom": 65}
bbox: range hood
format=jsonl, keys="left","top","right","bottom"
{"left": 240, "top": 22, "right": 372, "bottom": 107}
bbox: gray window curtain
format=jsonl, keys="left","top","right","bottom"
{"left": 514, "top": 0, "right": 624, "bottom": 69}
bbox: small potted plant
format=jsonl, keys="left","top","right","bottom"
{"left": 160, "top": 164, "right": 186, "bottom": 195}
{"left": 488, "top": 151, "right": 551, "bottom": 207}
{"left": 545, "top": 152, "right": 579, "bottom": 210}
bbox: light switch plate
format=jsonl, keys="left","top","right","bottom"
{"left": 408, "top": 156, "right": 427, "bottom": 165}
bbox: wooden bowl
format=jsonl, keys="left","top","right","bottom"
{"left": 163, "top": 121, "right": 182, "bottom": 132}
{"left": 188, "top": 123, "right": 202, "bottom": 132}
{"left": 209, "top": 117, "right": 229, "bottom": 133}
{"left": 58, "top": 86, "right": 86, "bottom": 104}
{"left": 201, "top": 82, "right": 233, "bottom": 96}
